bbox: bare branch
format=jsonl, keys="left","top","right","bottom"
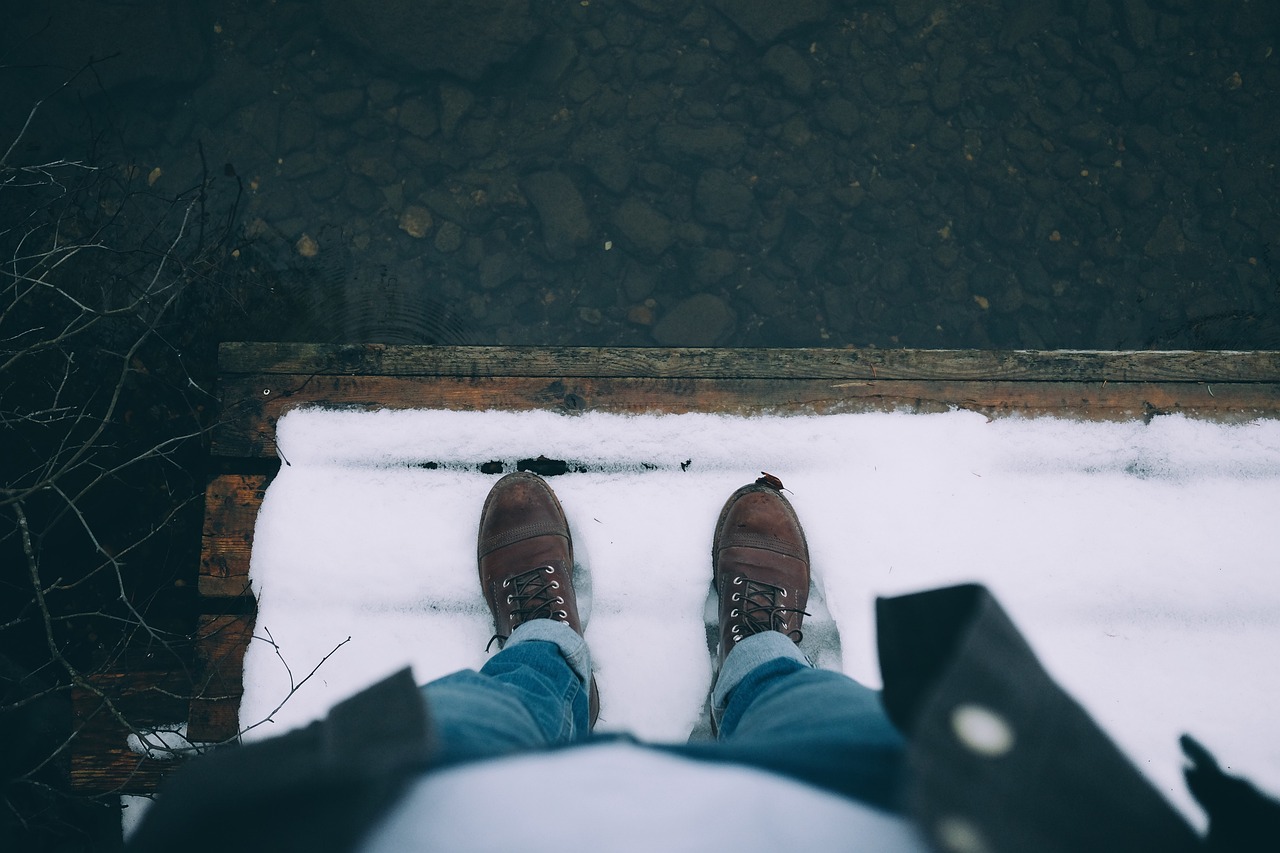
{"left": 13, "top": 503, "right": 150, "bottom": 753}
{"left": 235, "top": 630, "right": 352, "bottom": 740}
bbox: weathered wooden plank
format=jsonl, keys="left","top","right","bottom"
{"left": 69, "top": 740, "right": 177, "bottom": 794}
{"left": 199, "top": 473, "right": 271, "bottom": 598}
{"left": 69, "top": 615, "right": 258, "bottom": 790}
{"left": 70, "top": 670, "right": 193, "bottom": 794}
{"left": 218, "top": 343, "right": 1280, "bottom": 383}
{"left": 187, "top": 696, "right": 241, "bottom": 743}
{"left": 188, "top": 614, "right": 255, "bottom": 743}
{"left": 213, "top": 373, "right": 1280, "bottom": 458}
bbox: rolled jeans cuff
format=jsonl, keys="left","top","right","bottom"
{"left": 712, "top": 630, "right": 811, "bottom": 717}
{"left": 506, "top": 619, "right": 592, "bottom": 688}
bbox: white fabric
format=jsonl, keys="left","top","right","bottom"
{"left": 360, "top": 741, "right": 928, "bottom": 852}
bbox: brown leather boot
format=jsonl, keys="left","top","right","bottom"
{"left": 712, "top": 478, "right": 811, "bottom": 667}
{"left": 477, "top": 471, "right": 598, "bottom": 725}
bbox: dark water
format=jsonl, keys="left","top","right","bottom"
{"left": 4, "top": 0, "right": 1279, "bottom": 351}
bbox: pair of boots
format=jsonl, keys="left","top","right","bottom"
{"left": 477, "top": 472, "right": 811, "bottom": 727}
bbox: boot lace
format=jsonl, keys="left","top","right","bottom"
{"left": 728, "top": 576, "right": 809, "bottom": 644}
{"left": 487, "top": 565, "right": 567, "bottom": 650}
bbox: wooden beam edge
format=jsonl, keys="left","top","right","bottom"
{"left": 217, "top": 343, "right": 1280, "bottom": 383}
{"left": 210, "top": 376, "right": 1280, "bottom": 459}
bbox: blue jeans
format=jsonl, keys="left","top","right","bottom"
{"left": 421, "top": 620, "right": 906, "bottom": 810}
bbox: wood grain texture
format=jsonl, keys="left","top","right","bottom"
{"left": 219, "top": 342, "right": 1280, "bottom": 382}
{"left": 188, "top": 614, "right": 255, "bottom": 743}
{"left": 70, "top": 671, "right": 194, "bottom": 794}
{"left": 199, "top": 473, "right": 271, "bottom": 597}
{"left": 214, "top": 373, "right": 1280, "bottom": 458}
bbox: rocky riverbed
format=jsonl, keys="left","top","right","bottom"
{"left": 5, "top": 0, "right": 1279, "bottom": 349}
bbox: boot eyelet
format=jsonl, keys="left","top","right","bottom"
{"left": 731, "top": 625, "right": 739, "bottom": 634}
{"left": 556, "top": 597, "right": 565, "bottom": 604}
{"left": 550, "top": 580, "right": 560, "bottom": 589}
{"left": 732, "top": 634, "right": 742, "bottom": 642}
{"left": 732, "top": 576, "right": 743, "bottom": 585}
{"left": 543, "top": 566, "right": 555, "bottom": 573}
{"left": 502, "top": 579, "right": 510, "bottom": 588}
{"left": 730, "top": 609, "right": 738, "bottom": 617}
{"left": 781, "top": 589, "right": 788, "bottom": 597}
{"left": 555, "top": 610, "right": 568, "bottom": 620}
{"left": 506, "top": 595, "right": 513, "bottom": 604}
{"left": 731, "top": 593, "right": 740, "bottom": 601}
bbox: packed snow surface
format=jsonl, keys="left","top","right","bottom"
{"left": 240, "top": 408, "right": 1280, "bottom": 824}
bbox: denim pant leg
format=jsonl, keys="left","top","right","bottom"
{"left": 701, "top": 631, "right": 907, "bottom": 811}
{"left": 419, "top": 619, "right": 592, "bottom": 766}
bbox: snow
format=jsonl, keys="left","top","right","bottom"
{"left": 238, "top": 407, "right": 1280, "bottom": 826}
{"left": 125, "top": 723, "right": 200, "bottom": 760}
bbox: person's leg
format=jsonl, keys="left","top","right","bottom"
{"left": 421, "top": 472, "right": 598, "bottom": 765}
{"left": 421, "top": 619, "right": 592, "bottom": 765}
{"left": 708, "top": 630, "right": 906, "bottom": 810}
{"left": 689, "top": 477, "right": 905, "bottom": 809}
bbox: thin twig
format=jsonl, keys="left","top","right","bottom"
{"left": 235, "top": 631, "right": 352, "bottom": 740}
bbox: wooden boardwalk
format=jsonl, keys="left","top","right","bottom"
{"left": 69, "top": 343, "right": 1280, "bottom": 792}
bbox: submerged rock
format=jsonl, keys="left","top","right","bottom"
{"left": 695, "top": 169, "right": 754, "bottom": 229}
{"left": 709, "top": 0, "right": 831, "bottom": 45}
{"left": 521, "top": 172, "right": 593, "bottom": 260}
{"left": 320, "top": 0, "right": 542, "bottom": 80}
{"left": 652, "top": 294, "right": 737, "bottom": 345}
{"left": 612, "top": 198, "right": 675, "bottom": 256}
